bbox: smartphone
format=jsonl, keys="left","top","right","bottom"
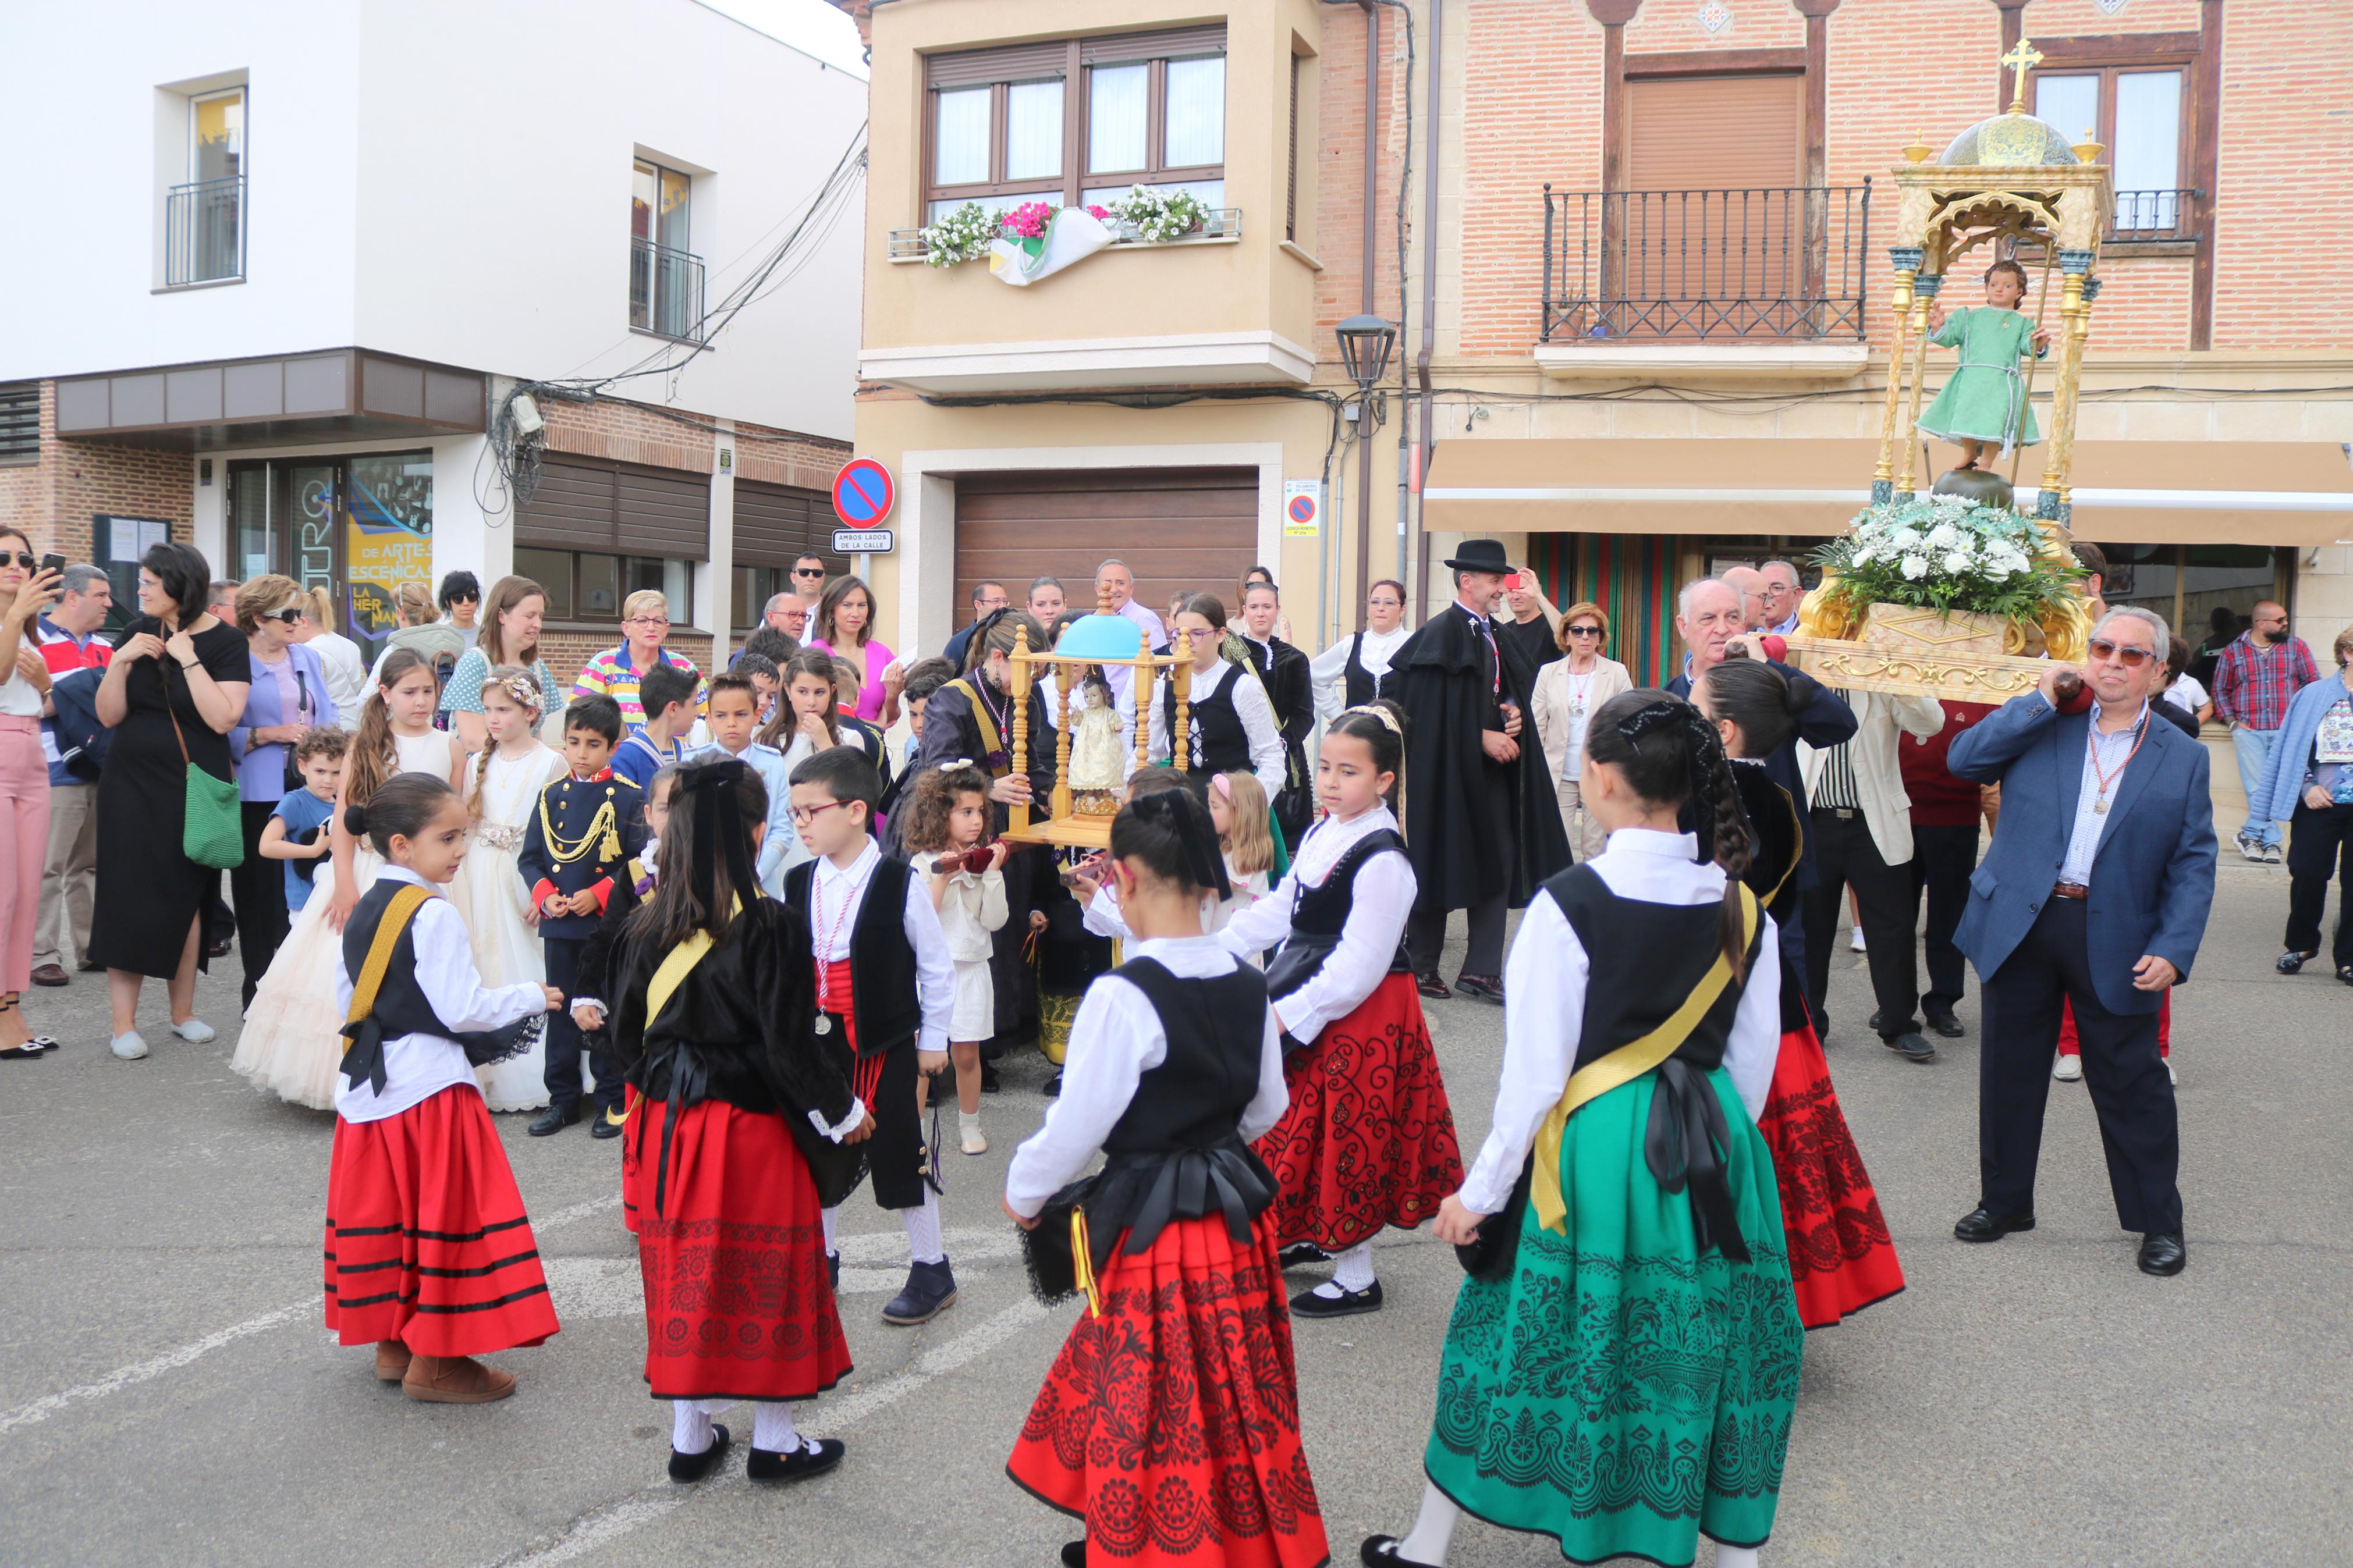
{"left": 39, "top": 553, "right": 65, "bottom": 577}
{"left": 1502, "top": 572, "right": 1524, "bottom": 591}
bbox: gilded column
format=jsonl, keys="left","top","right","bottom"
{"left": 1874, "top": 244, "right": 1923, "bottom": 504}
{"left": 1897, "top": 269, "right": 1942, "bottom": 499}
{"left": 2040, "top": 249, "right": 2095, "bottom": 523}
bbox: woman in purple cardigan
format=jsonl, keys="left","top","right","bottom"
{"left": 226, "top": 575, "right": 331, "bottom": 1007}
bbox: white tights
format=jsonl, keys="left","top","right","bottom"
{"left": 1393, "top": 1484, "right": 1759, "bottom": 1567}
{"left": 819, "top": 1190, "right": 946, "bottom": 1267}
{"left": 672, "top": 1398, "right": 812, "bottom": 1456}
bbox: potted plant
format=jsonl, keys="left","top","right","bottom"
{"left": 920, "top": 201, "right": 1001, "bottom": 266}
{"left": 1108, "top": 184, "right": 1211, "bottom": 244}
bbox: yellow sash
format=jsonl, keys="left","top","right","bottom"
{"left": 1528, "top": 884, "right": 1758, "bottom": 1235}
{"left": 341, "top": 884, "right": 435, "bottom": 1050}
{"left": 945, "top": 678, "right": 1005, "bottom": 776}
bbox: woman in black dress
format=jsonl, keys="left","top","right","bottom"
{"left": 90, "top": 543, "right": 250, "bottom": 1061}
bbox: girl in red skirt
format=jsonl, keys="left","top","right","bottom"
{"left": 597, "top": 758, "right": 874, "bottom": 1484}
{"left": 1697, "top": 659, "right": 1906, "bottom": 1327}
{"left": 1216, "top": 699, "right": 1463, "bottom": 1318}
{"left": 326, "top": 773, "right": 564, "bottom": 1403}
{"left": 1005, "top": 788, "right": 1329, "bottom": 1568}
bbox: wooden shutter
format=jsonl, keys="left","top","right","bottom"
{"left": 733, "top": 479, "right": 849, "bottom": 576}
{"left": 1081, "top": 26, "right": 1225, "bottom": 66}
{"left": 1624, "top": 74, "right": 1802, "bottom": 190}
{"left": 617, "top": 465, "right": 710, "bottom": 560}
{"left": 516, "top": 456, "right": 708, "bottom": 560}
{"left": 927, "top": 41, "right": 1070, "bottom": 89}
{"left": 1620, "top": 74, "right": 1805, "bottom": 337}
{"left": 953, "top": 469, "right": 1258, "bottom": 625}
{"left": 516, "top": 458, "right": 617, "bottom": 550}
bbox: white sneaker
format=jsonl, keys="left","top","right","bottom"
{"left": 2052, "top": 1054, "right": 2082, "bottom": 1082}
{"left": 1849, "top": 927, "right": 1868, "bottom": 952}
{"left": 171, "top": 1018, "right": 217, "bottom": 1044}
{"left": 111, "top": 1030, "right": 150, "bottom": 1061}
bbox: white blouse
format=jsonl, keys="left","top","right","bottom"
{"left": 1137, "top": 657, "right": 1286, "bottom": 798}
{"left": 1217, "top": 805, "right": 1415, "bottom": 1042}
{"left": 1005, "top": 934, "right": 1289, "bottom": 1217}
{"left": 1308, "top": 624, "right": 1412, "bottom": 721}
{"left": 807, "top": 838, "right": 957, "bottom": 1055}
{"left": 1457, "top": 829, "right": 1783, "bottom": 1215}
{"left": 908, "top": 848, "right": 1009, "bottom": 963}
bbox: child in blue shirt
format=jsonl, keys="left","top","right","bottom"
{"left": 612, "top": 662, "right": 695, "bottom": 793}
{"left": 260, "top": 728, "right": 349, "bottom": 912}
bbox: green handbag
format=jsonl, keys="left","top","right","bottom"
{"left": 167, "top": 661, "right": 246, "bottom": 870}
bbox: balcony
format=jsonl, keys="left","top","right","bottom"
{"left": 165, "top": 176, "right": 245, "bottom": 287}
{"left": 2109, "top": 187, "right": 2202, "bottom": 248}
{"left": 630, "top": 238, "right": 705, "bottom": 342}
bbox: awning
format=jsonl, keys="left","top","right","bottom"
{"left": 1422, "top": 438, "right": 2353, "bottom": 546}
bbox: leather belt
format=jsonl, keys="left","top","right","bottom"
{"left": 1813, "top": 806, "right": 1859, "bottom": 820}
{"left": 2050, "top": 882, "right": 2090, "bottom": 900}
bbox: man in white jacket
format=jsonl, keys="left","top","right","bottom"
{"left": 1799, "top": 688, "right": 1946, "bottom": 1061}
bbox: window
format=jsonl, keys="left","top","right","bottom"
{"left": 631, "top": 159, "right": 704, "bottom": 339}
{"left": 733, "top": 563, "right": 789, "bottom": 630}
{"left": 0, "top": 383, "right": 37, "bottom": 465}
{"left": 514, "top": 548, "right": 693, "bottom": 627}
{"left": 2033, "top": 67, "right": 2189, "bottom": 236}
{"left": 168, "top": 87, "right": 245, "bottom": 285}
{"left": 924, "top": 27, "right": 1226, "bottom": 221}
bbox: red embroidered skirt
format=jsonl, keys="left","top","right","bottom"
{"left": 1756, "top": 1023, "right": 1905, "bottom": 1329}
{"left": 1253, "top": 971, "right": 1464, "bottom": 1251}
{"left": 620, "top": 1086, "right": 644, "bottom": 1234}
{"left": 323, "top": 1085, "right": 560, "bottom": 1356}
{"left": 635, "top": 1096, "right": 853, "bottom": 1402}
{"left": 1009, "top": 1212, "right": 1329, "bottom": 1568}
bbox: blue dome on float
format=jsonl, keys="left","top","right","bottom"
{"left": 1055, "top": 614, "right": 1143, "bottom": 661}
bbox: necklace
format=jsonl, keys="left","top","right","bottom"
{"left": 2085, "top": 708, "right": 2150, "bottom": 815}
{"left": 1567, "top": 666, "right": 1596, "bottom": 718}
{"left": 812, "top": 858, "right": 876, "bottom": 1034}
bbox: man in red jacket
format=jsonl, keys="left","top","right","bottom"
{"left": 1898, "top": 698, "right": 1997, "bottom": 1039}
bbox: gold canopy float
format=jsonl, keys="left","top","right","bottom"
{"left": 1786, "top": 38, "right": 2111, "bottom": 699}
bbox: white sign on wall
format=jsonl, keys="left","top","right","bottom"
{"left": 1282, "top": 478, "right": 1324, "bottom": 537}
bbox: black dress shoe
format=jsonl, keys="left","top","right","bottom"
{"left": 528, "top": 1101, "right": 583, "bottom": 1137}
{"left": 2338, "top": 965, "right": 2353, "bottom": 988}
{"left": 1290, "top": 1279, "right": 1383, "bottom": 1318}
{"left": 1454, "top": 973, "right": 1504, "bottom": 1005}
{"left": 2137, "top": 1232, "right": 2187, "bottom": 1276}
{"left": 1362, "top": 1536, "right": 1443, "bottom": 1567}
{"left": 981, "top": 1060, "right": 1001, "bottom": 1094}
{"left": 1061, "top": 1542, "right": 1087, "bottom": 1568}
{"left": 1043, "top": 1069, "right": 1063, "bottom": 1097}
{"left": 2277, "top": 950, "right": 2313, "bottom": 974}
{"left": 881, "top": 1259, "right": 958, "bottom": 1325}
{"left": 1953, "top": 1207, "right": 2036, "bottom": 1243}
{"left": 747, "top": 1436, "right": 844, "bottom": 1482}
{"left": 1415, "top": 973, "right": 1451, "bottom": 1001}
{"left": 1884, "top": 1031, "right": 1937, "bottom": 1064}
{"left": 668, "top": 1423, "right": 732, "bottom": 1482}
{"left": 826, "top": 1250, "right": 840, "bottom": 1292}
{"left": 590, "top": 1104, "right": 627, "bottom": 1139}
{"left": 1278, "top": 1242, "right": 1330, "bottom": 1270}
{"left": 1925, "top": 1011, "right": 1965, "bottom": 1039}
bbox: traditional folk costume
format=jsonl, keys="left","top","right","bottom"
{"left": 573, "top": 842, "right": 661, "bottom": 1232}
{"left": 601, "top": 765, "right": 867, "bottom": 1478}
{"left": 449, "top": 742, "right": 566, "bottom": 1111}
{"left": 1006, "top": 936, "right": 1330, "bottom": 1568}
{"left": 1419, "top": 830, "right": 1800, "bottom": 1567}
{"left": 1730, "top": 759, "right": 1906, "bottom": 1329}
{"left": 519, "top": 766, "right": 647, "bottom": 1125}
{"left": 1219, "top": 803, "right": 1463, "bottom": 1316}
{"left": 910, "top": 844, "right": 1009, "bottom": 1153}
{"left": 1237, "top": 631, "right": 1316, "bottom": 846}
{"left": 1918, "top": 304, "right": 2046, "bottom": 457}
{"left": 324, "top": 868, "right": 558, "bottom": 1382}
{"left": 782, "top": 840, "right": 959, "bottom": 1324}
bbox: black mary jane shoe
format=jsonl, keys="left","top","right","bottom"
{"left": 1953, "top": 1207, "right": 2036, "bottom": 1243}
{"left": 1362, "top": 1535, "right": 1443, "bottom": 1567}
{"left": 1060, "top": 1542, "right": 1088, "bottom": 1568}
{"left": 2277, "top": 950, "right": 2313, "bottom": 975}
{"left": 528, "top": 1100, "right": 583, "bottom": 1137}
{"left": 1415, "top": 972, "right": 1451, "bottom": 1002}
{"left": 1277, "top": 1242, "right": 1330, "bottom": 1271}
{"left": 747, "top": 1436, "right": 845, "bottom": 1483}
{"left": 1043, "top": 1069, "right": 1063, "bottom": 1097}
{"left": 1290, "top": 1280, "right": 1383, "bottom": 1319}
{"left": 2137, "top": 1231, "right": 2187, "bottom": 1277}
{"left": 1453, "top": 973, "right": 1504, "bottom": 1005}
{"left": 826, "top": 1250, "right": 841, "bottom": 1293}
{"left": 668, "top": 1423, "right": 732, "bottom": 1482}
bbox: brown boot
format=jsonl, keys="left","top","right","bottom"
{"left": 374, "top": 1340, "right": 413, "bottom": 1383}
{"left": 401, "top": 1354, "right": 517, "bottom": 1405}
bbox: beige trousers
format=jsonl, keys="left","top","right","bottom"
{"left": 1555, "top": 776, "right": 1609, "bottom": 863}
{"left": 35, "top": 783, "right": 97, "bottom": 970}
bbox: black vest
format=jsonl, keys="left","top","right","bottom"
{"left": 783, "top": 855, "right": 921, "bottom": 1058}
{"left": 1163, "top": 664, "right": 1250, "bottom": 774}
{"left": 1343, "top": 632, "right": 1378, "bottom": 709}
{"left": 338, "top": 879, "right": 533, "bottom": 1091}
{"left": 1262, "top": 828, "right": 1412, "bottom": 1004}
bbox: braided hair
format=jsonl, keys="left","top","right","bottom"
{"left": 1584, "top": 689, "right": 1754, "bottom": 980}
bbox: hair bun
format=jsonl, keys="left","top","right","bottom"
{"left": 343, "top": 805, "right": 368, "bottom": 838}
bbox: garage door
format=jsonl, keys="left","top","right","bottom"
{"left": 953, "top": 468, "right": 1261, "bottom": 627}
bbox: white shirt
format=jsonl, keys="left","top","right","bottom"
{"left": 0, "top": 660, "right": 40, "bottom": 717}
{"left": 2164, "top": 675, "right": 2210, "bottom": 716}
{"left": 1308, "top": 625, "right": 1412, "bottom": 722}
{"left": 308, "top": 631, "right": 369, "bottom": 730}
{"left": 333, "top": 867, "right": 549, "bottom": 1123}
{"left": 1101, "top": 598, "right": 1173, "bottom": 705}
{"left": 1138, "top": 657, "right": 1286, "bottom": 797}
{"left": 1458, "top": 829, "right": 1783, "bottom": 1214}
{"left": 908, "top": 848, "right": 1009, "bottom": 962}
{"left": 2061, "top": 698, "right": 2151, "bottom": 887}
{"left": 1218, "top": 805, "right": 1415, "bottom": 1041}
{"left": 1005, "top": 934, "right": 1289, "bottom": 1216}
{"left": 808, "top": 839, "right": 956, "bottom": 1055}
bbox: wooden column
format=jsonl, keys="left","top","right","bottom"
{"left": 1794, "top": 0, "right": 1843, "bottom": 313}
{"left": 2191, "top": 0, "right": 2223, "bottom": 351}
{"left": 1588, "top": 0, "right": 1644, "bottom": 194}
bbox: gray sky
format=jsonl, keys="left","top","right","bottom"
{"left": 700, "top": 0, "right": 868, "bottom": 77}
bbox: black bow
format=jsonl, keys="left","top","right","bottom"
{"left": 1644, "top": 1057, "right": 1751, "bottom": 1264}
{"left": 1131, "top": 788, "right": 1231, "bottom": 899}
{"left": 678, "top": 758, "right": 760, "bottom": 926}
{"left": 1614, "top": 697, "right": 1731, "bottom": 864}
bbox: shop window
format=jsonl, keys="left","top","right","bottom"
{"left": 515, "top": 547, "right": 691, "bottom": 628}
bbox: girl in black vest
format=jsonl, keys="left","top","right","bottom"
{"left": 1004, "top": 788, "right": 1330, "bottom": 1568}
{"left": 601, "top": 758, "right": 874, "bottom": 1485}
{"left": 1218, "top": 699, "right": 1464, "bottom": 1319}
{"left": 324, "top": 774, "right": 562, "bottom": 1406}
{"left": 1149, "top": 593, "right": 1286, "bottom": 802}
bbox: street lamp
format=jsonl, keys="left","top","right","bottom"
{"left": 1334, "top": 315, "right": 1396, "bottom": 615}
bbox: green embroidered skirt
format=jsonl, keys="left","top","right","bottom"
{"left": 1424, "top": 1067, "right": 1802, "bottom": 1567}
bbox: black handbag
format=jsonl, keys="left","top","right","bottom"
{"left": 1018, "top": 1177, "right": 1099, "bottom": 1306}
{"left": 1453, "top": 1154, "right": 1534, "bottom": 1282}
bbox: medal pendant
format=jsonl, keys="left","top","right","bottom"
{"left": 1570, "top": 699, "right": 1585, "bottom": 717}
{"left": 813, "top": 1015, "right": 833, "bottom": 1036}
{"left": 2093, "top": 799, "right": 2109, "bottom": 815}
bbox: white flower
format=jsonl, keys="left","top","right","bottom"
{"left": 1901, "top": 553, "right": 1929, "bottom": 579}
{"left": 1944, "top": 551, "right": 1972, "bottom": 574}
{"left": 1928, "top": 523, "right": 1962, "bottom": 549}
{"left": 1891, "top": 528, "right": 1923, "bottom": 549}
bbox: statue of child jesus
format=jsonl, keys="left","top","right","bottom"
{"left": 1919, "top": 257, "right": 2054, "bottom": 469}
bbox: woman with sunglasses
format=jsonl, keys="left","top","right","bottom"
{"left": 225, "top": 576, "right": 331, "bottom": 1007}
{"left": 1532, "top": 602, "right": 1634, "bottom": 862}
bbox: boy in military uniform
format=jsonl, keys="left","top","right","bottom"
{"left": 521, "top": 694, "right": 647, "bottom": 1137}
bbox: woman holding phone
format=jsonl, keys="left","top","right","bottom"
{"left": 0, "top": 531, "right": 63, "bottom": 1057}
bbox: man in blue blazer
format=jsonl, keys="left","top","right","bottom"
{"left": 1947, "top": 605, "right": 2216, "bottom": 1276}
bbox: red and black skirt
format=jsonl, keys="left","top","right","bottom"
{"left": 634, "top": 1096, "right": 853, "bottom": 1402}
{"left": 1253, "top": 972, "right": 1464, "bottom": 1252}
{"left": 1755, "top": 1022, "right": 1906, "bottom": 1328}
{"left": 1009, "top": 1211, "right": 1329, "bottom": 1568}
{"left": 324, "top": 1084, "right": 560, "bottom": 1357}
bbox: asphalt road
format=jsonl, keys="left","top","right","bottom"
{"left": 2, "top": 857, "right": 2347, "bottom": 1567}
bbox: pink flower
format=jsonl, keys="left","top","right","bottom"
{"left": 1002, "top": 201, "right": 1055, "bottom": 239}
{"left": 1085, "top": 205, "right": 1110, "bottom": 219}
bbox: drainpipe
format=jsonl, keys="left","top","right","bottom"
{"left": 1412, "top": 0, "right": 1443, "bottom": 624}
{"left": 1354, "top": 1, "right": 1381, "bottom": 624}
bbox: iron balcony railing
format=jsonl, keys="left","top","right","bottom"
{"left": 1542, "top": 181, "right": 1872, "bottom": 343}
{"left": 165, "top": 176, "right": 245, "bottom": 286}
{"left": 630, "top": 237, "right": 706, "bottom": 340}
{"left": 2110, "top": 187, "right": 2202, "bottom": 242}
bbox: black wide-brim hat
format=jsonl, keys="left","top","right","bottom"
{"left": 1442, "top": 539, "right": 1511, "bottom": 574}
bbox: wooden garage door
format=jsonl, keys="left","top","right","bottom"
{"left": 953, "top": 469, "right": 1260, "bottom": 625}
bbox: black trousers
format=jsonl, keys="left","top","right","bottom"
{"left": 2284, "top": 800, "right": 2353, "bottom": 966}
{"left": 847, "top": 1041, "right": 929, "bottom": 1211}
{"left": 1979, "top": 898, "right": 2181, "bottom": 1233}
{"left": 1909, "top": 822, "right": 1981, "bottom": 1017}
{"left": 228, "top": 800, "right": 290, "bottom": 1011}
{"left": 1802, "top": 809, "right": 1919, "bottom": 1037}
{"left": 541, "top": 938, "right": 624, "bottom": 1111}
{"left": 1408, "top": 894, "right": 1508, "bottom": 980}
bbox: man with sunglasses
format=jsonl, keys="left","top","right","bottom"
{"left": 790, "top": 554, "right": 828, "bottom": 612}
{"left": 1947, "top": 606, "right": 2216, "bottom": 1278}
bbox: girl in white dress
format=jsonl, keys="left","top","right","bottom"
{"left": 234, "top": 650, "right": 465, "bottom": 1110}
{"left": 448, "top": 668, "right": 566, "bottom": 1111}
{"left": 900, "top": 763, "right": 1008, "bottom": 1155}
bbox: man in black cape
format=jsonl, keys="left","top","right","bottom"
{"left": 1379, "top": 539, "right": 1537, "bottom": 1004}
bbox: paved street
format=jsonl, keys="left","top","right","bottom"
{"left": 2, "top": 857, "right": 2346, "bottom": 1568}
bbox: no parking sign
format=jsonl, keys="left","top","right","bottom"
{"left": 832, "top": 458, "right": 896, "bottom": 529}
{"left": 1283, "top": 478, "right": 1323, "bottom": 536}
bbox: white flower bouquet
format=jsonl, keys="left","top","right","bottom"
{"left": 1108, "top": 184, "right": 1210, "bottom": 244}
{"left": 920, "top": 202, "right": 1001, "bottom": 266}
{"left": 1812, "top": 495, "right": 2082, "bottom": 623}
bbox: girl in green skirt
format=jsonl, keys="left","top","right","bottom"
{"left": 1363, "top": 690, "right": 1803, "bottom": 1568}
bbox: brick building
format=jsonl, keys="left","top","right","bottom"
{"left": 832, "top": 0, "right": 2352, "bottom": 677}
{"left": 0, "top": 0, "right": 864, "bottom": 687}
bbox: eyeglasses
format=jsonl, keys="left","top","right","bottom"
{"left": 1565, "top": 624, "right": 1603, "bottom": 638}
{"left": 793, "top": 567, "right": 825, "bottom": 578}
{"left": 626, "top": 616, "right": 670, "bottom": 628}
{"left": 790, "top": 800, "right": 851, "bottom": 824}
{"left": 2086, "top": 637, "right": 2156, "bottom": 668}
